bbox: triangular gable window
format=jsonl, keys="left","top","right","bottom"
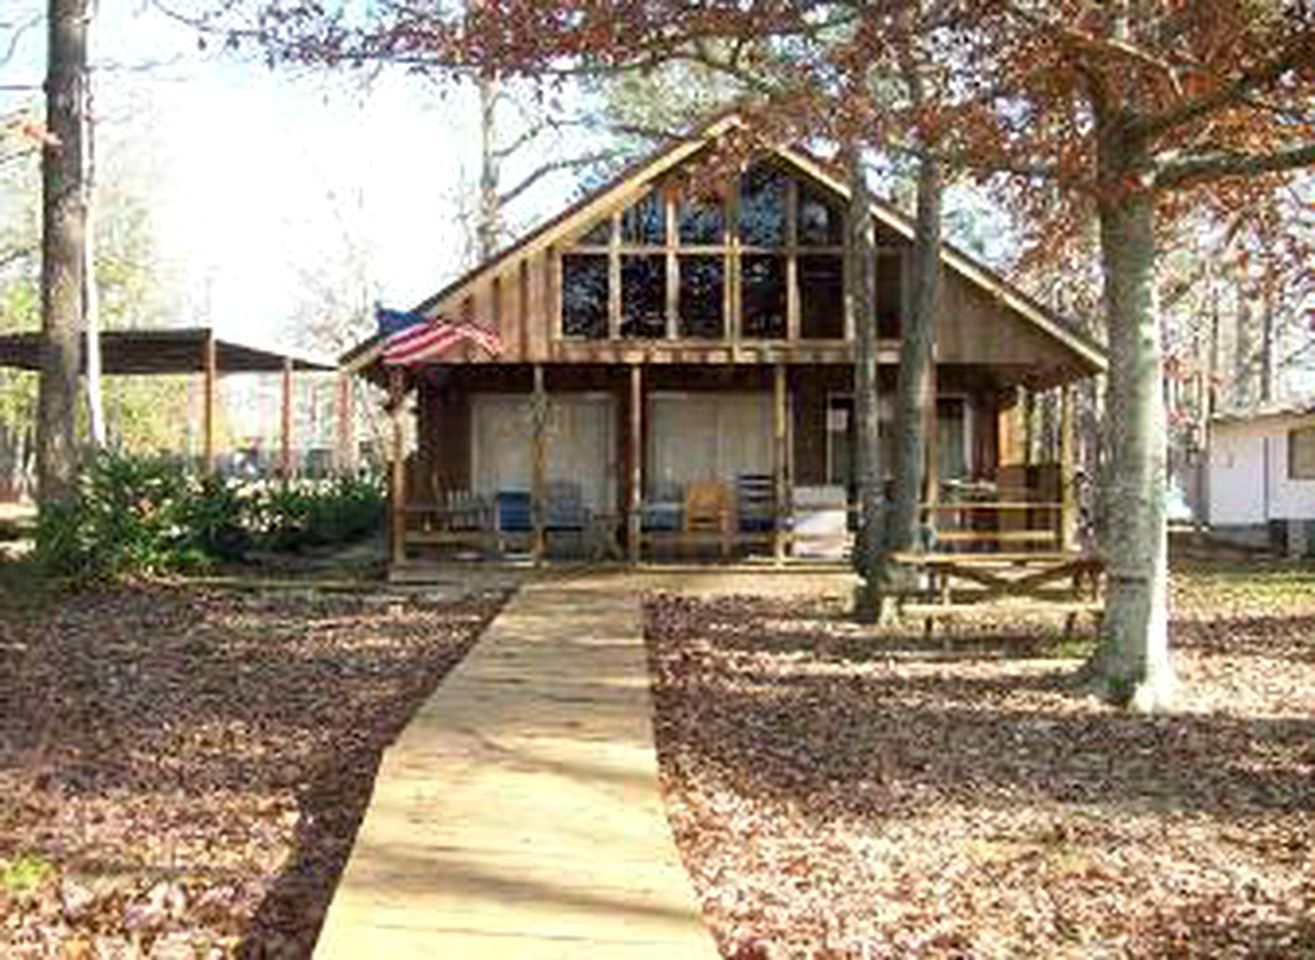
{"left": 557, "top": 158, "right": 903, "bottom": 343}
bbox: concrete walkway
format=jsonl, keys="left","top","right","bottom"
{"left": 314, "top": 572, "right": 720, "bottom": 959}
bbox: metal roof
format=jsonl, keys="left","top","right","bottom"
{"left": 0, "top": 327, "right": 336, "bottom": 375}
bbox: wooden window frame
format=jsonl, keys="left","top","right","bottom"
{"left": 1289, "top": 424, "right": 1315, "bottom": 480}
{"left": 555, "top": 167, "right": 858, "bottom": 345}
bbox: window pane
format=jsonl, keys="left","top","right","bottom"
{"left": 678, "top": 194, "right": 724, "bottom": 245}
{"left": 577, "top": 219, "right": 612, "bottom": 246}
{"left": 678, "top": 255, "right": 724, "bottom": 338}
{"left": 561, "top": 254, "right": 609, "bottom": 338}
{"left": 937, "top": 398, "right": 969, "bottom": 479}
{"left": 739, "top": 164, "right": 787, "bottom": 247}
{"left": 1291, "top": 426, "right": 1315, "bottom": 479}
{"left": 741, "top": 254, "right": 786, "bottom": 338}
{"left": 799, "top": 254, "right": 844, "bottom": 338}
{"left": 798, "top": 183, "right": 844, "bottom": 246}
{"left": 621, "top": 255, "right": 667, "bottom": 338}
{"left": 876, "top": 251, "right": 903, "bottom": 338}
{"left": 621, "top": 191, "right": 666, "bottom": 245}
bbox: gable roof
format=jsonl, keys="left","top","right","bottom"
{"left": 343, "top": 114, "right": 1106, "bottom": 373}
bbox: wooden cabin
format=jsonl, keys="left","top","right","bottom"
{"left": 342, "top": 116, "right": 1106, "bottom": 568}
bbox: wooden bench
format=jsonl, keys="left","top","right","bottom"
{"left": 404, "top": 494, "right": 498, "bottom": 556}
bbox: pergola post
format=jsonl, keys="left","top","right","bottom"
{"left": 773, "top": 362, "right": 788, "bottom": 564}
{"left": 336, "top": 371, "right": 355, "bottom": 475}
{"left": 202, "top": 331, "right": 217, "bottom": 473}
{"left": 531, "top": 364, "right": 548, "bottom": 566}
{"left": 388, "top": 368, "right": 407, "bottom": 567}
{"left": 1060, "top": 383, "right": 1077, "bottom": 550}
{"left": 279, "top": 357, "right": 294, "bottom": 481}
{"left": 628, "top": 364, "right": 643, "bottom": 565}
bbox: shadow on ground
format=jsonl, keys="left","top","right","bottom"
{"left": 0, "top": 581, "right": 507, "bottom": 957}
{"left": 644, "top": 590, "right": 1315, "bottom": 957}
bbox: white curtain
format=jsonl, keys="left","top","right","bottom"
{"left": 470, "top": 393, "right": 616, "bottom": 510}
{"left": 648, "top": 393, "right": 772, "bottom": 493}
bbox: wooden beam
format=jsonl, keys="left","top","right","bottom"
{"left": 202, "top": 331, "right": 217, "bottom": 474}
{"left": 608, "top": 212, "right": 622, "bottom": 339}
{"left": 532, "top": 363, "right": 547, "bottom": 565}
{"left": 924, "top": 357, "right": 939, "bottom": 508}
{"left": 279, "top": 356, "right": 294, "bottom": 481}
{"left": 785, "top": 178, "right": 799, "bottom": 342}
{"left": 1060, "top": 383, "right": 1077, "bottom": 550}
{"left": 629, "top": 364, "right": 643, "bottom": 564}
{"left": 727, "top": 182, "right": 741, "bottom": 350}
{"left": 773, "top": 362, "right": 788, "bottom": 564}
{"left": 665, "top": 188, "right": 679, "bottom": 340}
{"left": 389, "top": 369, "right": 406, "bottom": 567}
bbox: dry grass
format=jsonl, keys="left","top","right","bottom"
{"left": 0, "top": 582, "right": 505, "bottom": 958}
{"left": 646, "top": 563, "right": 1315, "bottom": 959}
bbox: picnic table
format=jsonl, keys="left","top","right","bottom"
{"left": 890, "top": 549, "right": 1105, "bottom": 637}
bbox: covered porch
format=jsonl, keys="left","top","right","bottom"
{"left": 386, "top": 358, "right": 1083, "bottom": 568}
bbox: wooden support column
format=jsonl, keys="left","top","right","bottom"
{"left": 202, "top": 332, "right": 217, "bottom": 474}
{"left": 279, "top": 357, "right": 294, "bottom": 481}
{"left": 785, "top": 179, "right": 799, "bottom": 341}
{"left": 1060, "top": 383, "right": 1077, "bottom": 550}
{"left": 388, "top": 369, "right": 407, "bottom": 567}
{"left": 531, "top": 364, "right": 547, "bottom": 565}
{"left": 628, "top": 364, "right": 643, "bottom": 564}
{"left": 335, "top": 371, "right": 355, "bottom": 474}
{"left": 773, "top": 362, "right": 788, "bottom": 564}
{"left": 924, "top": 359, "right": 939, "bottom": 507}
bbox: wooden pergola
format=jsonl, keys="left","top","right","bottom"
{"left": 0, "top": 327, "right": 341, "bottom": 475}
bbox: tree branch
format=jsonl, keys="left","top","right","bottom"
{"left": 497, "top": 149, "right": 622, "bottom": 207}
{"left": 1129, "top": 33, "right": 1315, "bottom": 140}
{"left": 1156, "top": 141, "right": 1315, "bottom": 188}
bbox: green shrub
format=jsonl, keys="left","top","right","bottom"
{"left": 179, "top": 473, "right": 252, "bottom": 561}
{"left": 35, "top": 453, "right": 386, "bottom": 582}
{"left": 35, "top": 453, "right": 207, "bottom": 581}
{"left": 251, "top": 475, "right": 385, "bottom": 552}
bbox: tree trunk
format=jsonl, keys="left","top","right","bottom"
{"left": 38, "top": 0, "right": 88, "bottom": 502}
{"left": 846, "top": 148, "right": 883, "bottom": 622}
{"left": 1259, "top": 262, "right": 1276, "bottom": 404}
{"left": 84, "top": 68, "right": 104, "bottom": 449}
{"left": 477, "top": 70, "right": 501, "bottom": 261}
{"left": 886, "top": 150, "right": 941, "bottom": 555}
{"left": 1084, "top": 132, "right": 1175, "bottom": 710}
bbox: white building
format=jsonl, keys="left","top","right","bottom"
{"left": 1209, "top": 401, "right": 1315, "bottom": 554}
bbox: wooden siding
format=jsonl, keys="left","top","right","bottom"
{"left": 414, "top": 363, "right": 1021, "bottom": 505}
{"left": 408, "top": 242, "right": 1088, "bottom": 388}
{"left": 359, "top": 134, "right": 1101, "bottom": 386}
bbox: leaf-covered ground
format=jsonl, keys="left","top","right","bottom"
{"left": 646, "top": 563, "right": 1315, "bottom": 959}
{"left": 0, "top": 580, "right": 505, "bottom": 958}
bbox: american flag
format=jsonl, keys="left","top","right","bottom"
{"left": 377, "top": 306, "right": 502, "bottom": 366}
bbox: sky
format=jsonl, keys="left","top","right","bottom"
{"left": 0, "top": 1, "right": 571, "bottom": 353}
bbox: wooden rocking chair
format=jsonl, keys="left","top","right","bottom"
{"left": 684, "top": 480, "right": 734, "bottom": 559}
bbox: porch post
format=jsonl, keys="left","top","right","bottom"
{"left": 773, "top": 362, "right": 788, "bottom": 564}
{"left": 628, "top": 364, "right": 643, "bottom": 564}
{"left": 1060, "top": 383, "right": 1077, "bottom": 550}
{"left": 202, "top": 331, "right": 217, "bottom": 474}
{"left": 388, "top": 368, "right": 407, "bottom": 567}
{"left": 335, "top": 370, "right": 355, "bottom": 475}
{"left": 279, "top": 356, "right": 294, "bottom": 481}
{"left": 532, "top": 363, "right": 547, "bottom": 566}
{"left": 924, "top": 357, "right": 939, "bottom": 509}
